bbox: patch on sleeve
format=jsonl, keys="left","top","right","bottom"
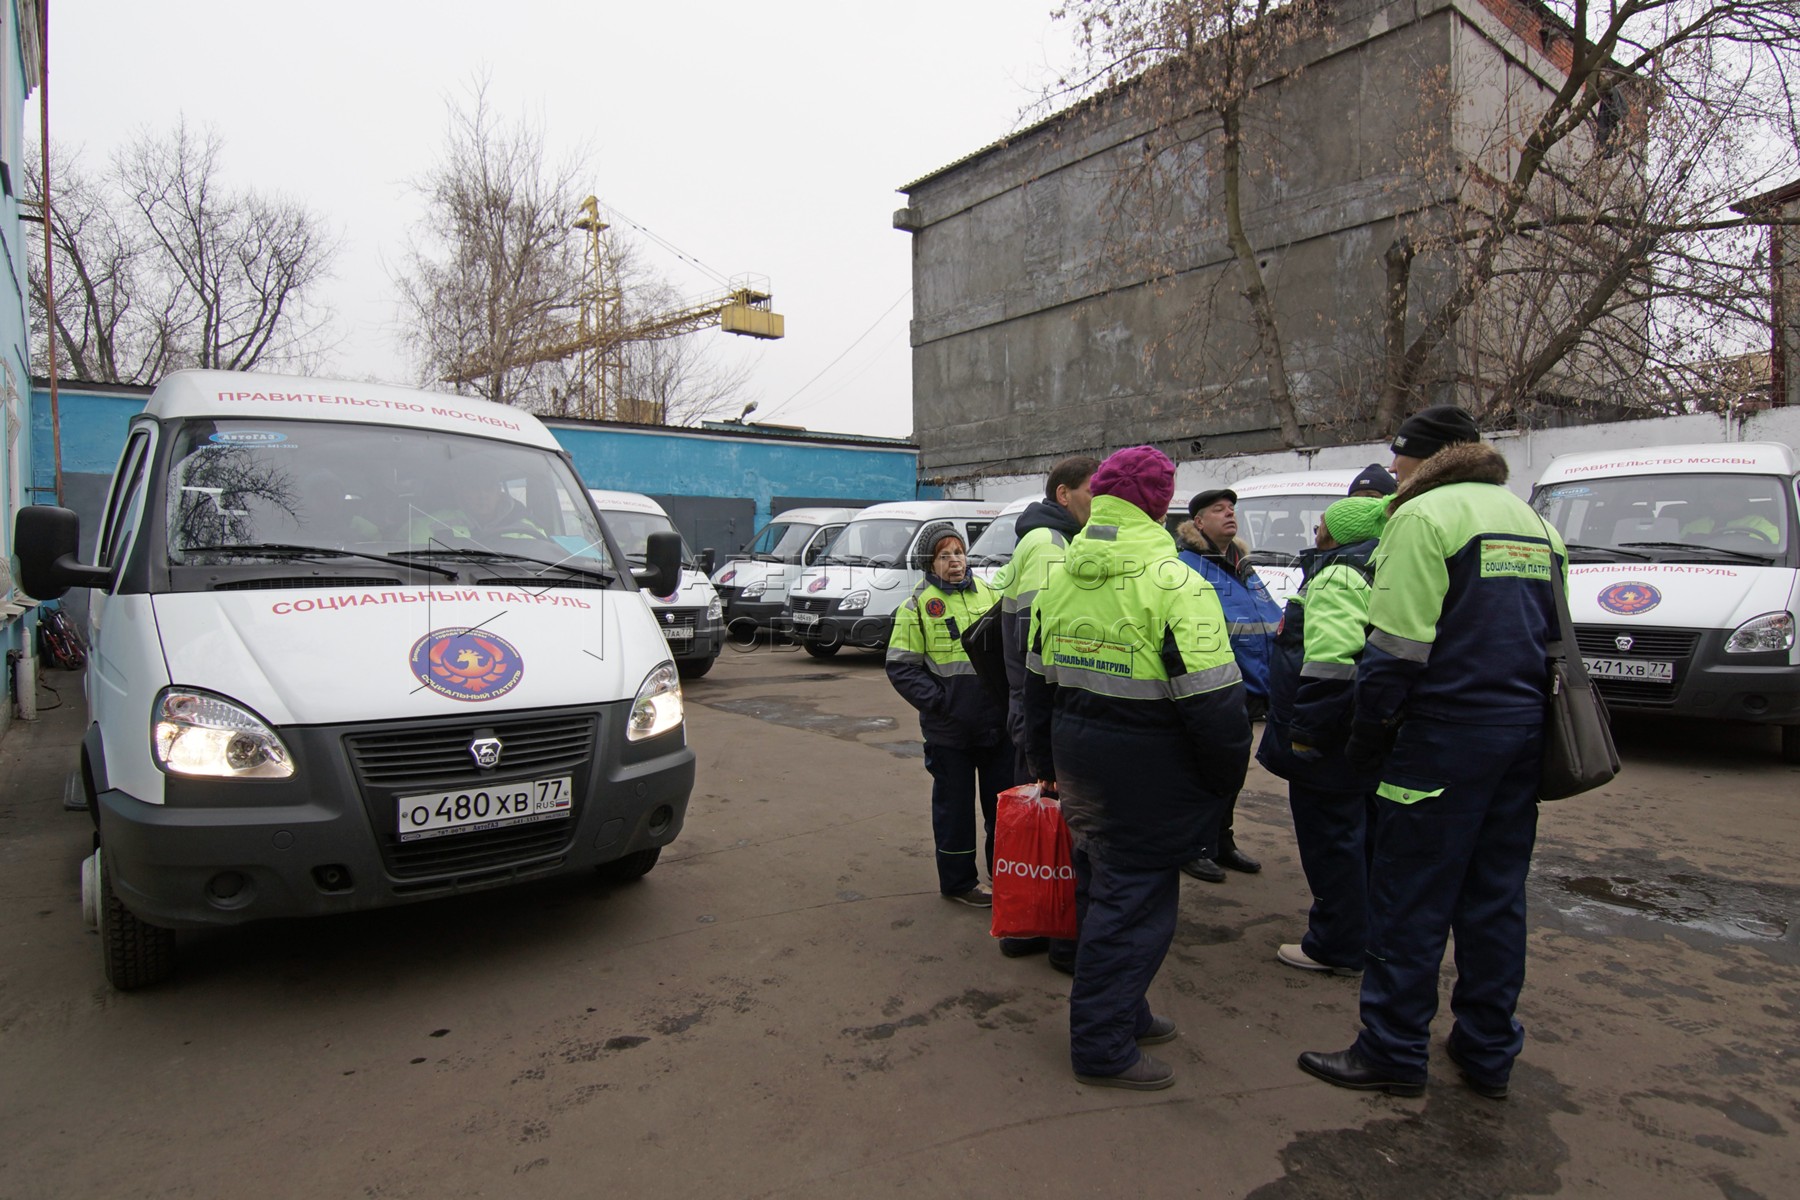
{"left": 1478, "top": 538, "right": 1552, "bottom": 580}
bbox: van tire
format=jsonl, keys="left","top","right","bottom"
{"left": 677, "top": 656, "right": 716, "bottom": 680}
{"left": 1782, "top": 725, "right": 1800, "bottom": 765}
{"left": 97, "top": 849, "right": 176, "bottom": 990}
{"left": 598, "top": 847, "right": 660, "bottom": 883}
{"left": 803, "top": 640, "right": 840, "bottom": 659}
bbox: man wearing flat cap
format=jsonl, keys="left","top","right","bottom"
{"left": 1298, "top": 405, "right": 1565, "bottom": 1103}
{"left": 1174, "top": 486, "right": 1282, "bottom": 882}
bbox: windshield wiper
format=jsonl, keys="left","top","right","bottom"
{"left": 1561, "top": 542, "right": 1652, "bottom": 562}
{"left": 181, "top": 543, "right": 458, "bottom": 578}
{"left": 1617, "top": 541, "right": 1776, "bottom": 564}
{"left": 387, "top": 548, "right": 614, "bottom": 584}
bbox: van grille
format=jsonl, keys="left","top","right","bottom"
{"left": 790, "top": 597, "right": 832, "bottom": 615}
{"left": 344, "top": 713, "right": 598, "bottom": 881}
{"left": 1573, "top": 625, "right": 1700, "bottom": 706}
{"left": 212, "top": 577, "right": 398, "bottom": 591}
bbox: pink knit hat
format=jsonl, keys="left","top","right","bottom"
{"left": 1088, "top": 445, "right": 1176, "bottom": 521}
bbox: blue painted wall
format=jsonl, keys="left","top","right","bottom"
{"left": 1, "top": 2, "right": 39, "bottom": 710}
{"left": 28, "top": 383, "right": 922, "bottom": 549}
{"left": 545, "top": 420, "right": 918, "bottom": 530}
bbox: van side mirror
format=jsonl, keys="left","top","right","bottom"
{"left": 13, "top": 506, "right": 113, "bottom": 600}
{"left": 698, "top": 547, "right": 716, "bottom": 575}
{"left": 633, "top": 531, "right": 683, "bottom": 596}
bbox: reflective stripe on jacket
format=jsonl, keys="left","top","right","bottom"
{"left": 886, "top": 574, "right": 1006, "bottom": 748}
{"left": 1024, "top": 493, "right": 1250, "bottom": 869}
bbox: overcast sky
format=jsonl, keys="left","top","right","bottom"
{"left": 37, "top": 2, "right": 1076, "bottom": 439}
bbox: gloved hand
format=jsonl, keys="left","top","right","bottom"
{"left": 1345, "top": 719, "right": 1398, "bottom": 775}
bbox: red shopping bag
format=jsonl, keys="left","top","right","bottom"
{"left": 990, "top": 784, "right": 1079, "bottom": 940}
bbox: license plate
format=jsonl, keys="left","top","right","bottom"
{"left": 662, "top": 624, "right": 694, "bottom": 642}
{"left": 1583, "top": 657, "right": 1674, "bottom": 681}
{"left": 792, "top": 610, "right": 819, "bottom": 627}
{"left": 396, "top": 776, "right": 573, "bottom": 841}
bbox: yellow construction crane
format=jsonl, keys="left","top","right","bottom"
{"left": 444, "top": 195, "right": 784, "bottom": 422}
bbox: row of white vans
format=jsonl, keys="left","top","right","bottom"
{"left": 10, "top": 371, "right": 1797, "bottom": 991}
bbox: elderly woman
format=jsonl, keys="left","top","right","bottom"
{"left": 886, "top": 523, "right": 1014, "bottom": 907}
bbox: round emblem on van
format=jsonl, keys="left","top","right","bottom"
{"left": 925, "top": 597, "right": 947, "bottom": 618}
{"left": 807, "top": 576, "right": 829, "bottom": 593}
{"left": 470, "top": 736, "right": 503, "bottom": 768}
{"left": 1614, "top": 635, "right": 1635, "bottom": 652}
{"left": 410, "top": 629, "right": 524, "bottom": 702}
{"left": 1597, "top": 582, "right": 1661, "bottom": 616}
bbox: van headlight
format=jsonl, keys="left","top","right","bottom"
{"left": 707, "top": 594, "right": 723, "bottom": 621}
{"left": 838, "top": 589, "right": 872, "bottom": 613}
{"left": 153, "top": 689, "right": 294, "bottom": 778}
{"left": 628, "top": 662, "right": 685, "bottom": 742}
{"left": 1725, "top": 612, "right": 1796, "bottom": 653}
{"left": 741, "top": 581, "right": 766, "bottom": 599}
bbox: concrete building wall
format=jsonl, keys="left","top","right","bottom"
{"left": 899, "top": 0, "right": 1623, "bottom": 489}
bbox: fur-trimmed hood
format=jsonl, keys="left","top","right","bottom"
{"left": 1174, "top": 520, "right": 1251, "bottom": 561}
{"left": 1389, "top": 442, "right": 1509, "bottom": 513}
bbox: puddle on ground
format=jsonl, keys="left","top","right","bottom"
{"left": 700, "top": 695, "right": 898, "bottom": 742}
{"left": 1535, "top": 854, "right": 1795, "bottom": 947}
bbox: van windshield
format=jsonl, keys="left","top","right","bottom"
{"left": 967, "top": 512, "right": 1022, "bottom": 566}
{"left": 742, "top": 520, "right": 814, "bottom": 562}
{"left": 596, "top": 509, "right": 697, "bottom": 567}
{"left": 817, "top": 518, "right": 920, "bottom": 568}
{"left": 163, "top": 420, "right": 611, "bottom": 571}
{"left": 1237, "top": 494, "right": 1337, "bottom": 561}
{"left": 1534, "top": 473, "right": 1794, "bottom": 565}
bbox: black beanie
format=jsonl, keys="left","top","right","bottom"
{"left": 1391, "top": 405, "right": 1481, "bottom": 460}
{"left": 1347, "top": 463, "right": 1397, "bottom": 496}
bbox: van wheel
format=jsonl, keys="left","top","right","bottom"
{"left": 598, "top": 847, "right": 660, "bottom": 883}
{"left": 803, "top": 640, "right": 840, "bottom": 659}
{"left": 1782, "top": 725, "right": 1800, "bottom": 765}
{"left": 677, "top": 656, "right": 715, "bottom": 680}
{"left": 97, "top": 849, "right": 176, "bottom": 990}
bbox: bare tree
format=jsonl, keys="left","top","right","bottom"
{"left": 1051, "top": 0, "right": 1800, "bottom": 438}
{"left": 395, "top": 79, "right": 753, "bottom": 424}
{"left": 28, "top": 124, "right": 337, "bottom": 382}
{"left": 395, "top": 79, "right": 586, "bottom": 409}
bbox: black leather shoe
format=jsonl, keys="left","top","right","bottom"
{"left": 1297, "top": 1046, "right": 1426, "bottom": 1097}
{"left": 1047, "top": 953, "right": 1076, "bottom": 976}
{"left": 1446, "top": 1040, "right": 1510, "bottom": 1100}
{"left": 999, "top": 936, "right": 1049, "bottom": 958}
{"left": 1217, "top": 846, "right": 1262, "bottom": 874}
{"left": 1181, "top": 857, "right": 1226, "bottom": 883}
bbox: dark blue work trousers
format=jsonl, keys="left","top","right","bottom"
{"left": 1354, "top": 717, "right": 1542, "bottom": 1085}
{"left": 1068, "top": 843, "right": 1180, "bottom": 1076}
{"left": 923, "top": 739, "right": 1014, "bottom": 896}
{"left": 1288, "top": 781, "right": 1376, "bottom": 969}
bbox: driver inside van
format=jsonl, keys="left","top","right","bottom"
{"left": 1677, "top": 497, "right": 1780, "bottom": 545}
{"left": 411, "top": 461, "right": 547, "bottom": 545}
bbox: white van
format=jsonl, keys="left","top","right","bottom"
{"left": 967, "top": 495, "right": 1034, "bottom": 584}
{"left": 587, "top": 489, "right": 725, "bottom": 679}
{"left": 1531, "top": 441, "right": 1799, "bottom": 762}
{"left": 710, "top": 506, "right": 860, "bottom": 636}
{"left": 1210, "top": 469, "right": 1363, "bottom": 604}
{"left": 12, "top": 370, "right": 695, "bottom": 989}
{"left": 784, "top": 499, "right": 1006, "bottom": 656}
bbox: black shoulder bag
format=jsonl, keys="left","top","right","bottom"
{"left": 1537, "top": 529, "right": 1622, "bottom": 801}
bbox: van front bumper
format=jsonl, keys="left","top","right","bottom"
{"left": 790, "top": 612, "right": 894, "bottom": 650}
{"left": 1579, "top": 622, "right": 1800, "bottom": 724}
{"left": 96, "top": 702, "right": 695, "bottom": 929}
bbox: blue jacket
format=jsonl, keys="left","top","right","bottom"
{"left": 1175, "top": 523, "right": 1282, "bottom": 700}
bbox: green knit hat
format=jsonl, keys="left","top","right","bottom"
{"left": 1322, "top": 496, "right": 1389, "bottom": 546}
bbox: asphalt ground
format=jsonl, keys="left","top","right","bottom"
{"left": 1, "top": 648, "right": 1797, "bottom": 1199}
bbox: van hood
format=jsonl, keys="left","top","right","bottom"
{"left": 1566, "top": 563, "right": 1796, "bottom": 630}
{"left": 642, "top": 567, "right": 718, "bottom": 611}
{"left": 152, "top": 586, "right": 661, "bottom": 726}
{"left": 715, "top": 559, "right": 800, "bottom": 596}
{"left": 789, "top": 564, "right": 912, "bottom": 607}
